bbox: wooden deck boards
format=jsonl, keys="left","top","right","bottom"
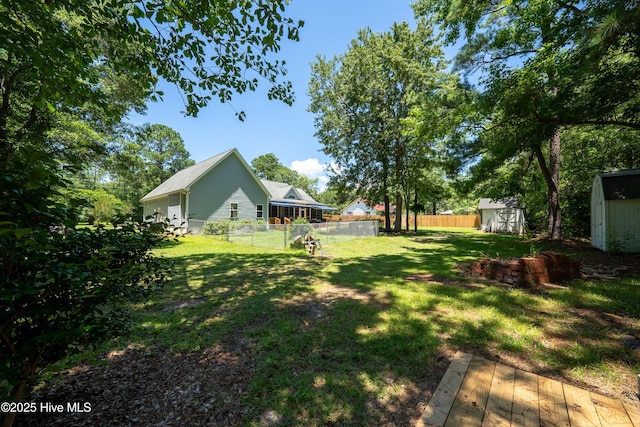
{"left": 417, "top": 352, "right": 640, "bottom": 427}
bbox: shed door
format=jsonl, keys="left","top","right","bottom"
{"left": 168, "top": 193, "right": 181, "bottom": 226}
{"left": 591, "top": 179, "right": 604, "bottom": 250}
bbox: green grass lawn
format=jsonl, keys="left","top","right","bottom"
{"left": 29, "top": 228, "right": 640, "bottom": 426}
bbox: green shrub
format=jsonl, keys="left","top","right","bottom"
{"left": 254, "top": 220, "right": 267, "bottom": 232}
{"left": 0, "top": 158, "right": 173, "bottom": 412}
{"left": 202, "top": 219, "right": 232, "bottom": 235}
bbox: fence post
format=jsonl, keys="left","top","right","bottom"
{"left": 283, "top": 224, "right": 287, "bottom": 250}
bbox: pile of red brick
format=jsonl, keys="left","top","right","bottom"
{"left": 470, "top": 252, "right": 581, "bottom": 287}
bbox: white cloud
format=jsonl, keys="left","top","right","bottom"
{"left": 290, "top": 158, "right": 325, "bottom": 178}
{"left": 290, "top": 158, "right": 329, "bottom": 192}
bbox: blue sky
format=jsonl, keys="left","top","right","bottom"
{"left": 128, "top": 1, "right": 421, "bottom": 190}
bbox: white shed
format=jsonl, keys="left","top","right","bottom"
{"left": 478, "top": 198, "right": 525, "bottom": 234}
{"left": 591, "top": 169, "right": 640, "bottom": 252}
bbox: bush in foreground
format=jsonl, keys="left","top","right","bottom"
{"left": 0, "top": 161, "right": 174, "bottom": 427}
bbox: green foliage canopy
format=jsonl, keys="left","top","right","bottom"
{"left": 412, "top": 0, "right": 640, "bottom": 238}
{"left": 0, "top": 155, "right": 174, "bottom": 425}
{"left": 308, "top": 22, "right": 457, "bottom": 230}
{"left": 1, "top": 0, "right": 303, "bottom": 162}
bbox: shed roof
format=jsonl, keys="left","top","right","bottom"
{"left": 598, "top": 169, "right": 640, "bottom": 200}
{"left": 478, "top": 198, "right": 521, "bottom": 210}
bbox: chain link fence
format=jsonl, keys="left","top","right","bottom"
{"left": 205, "top": 220, "right": 380, "bottom": 251}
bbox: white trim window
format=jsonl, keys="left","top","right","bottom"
{"left": 256, "top": 204, "right": 263, "bottom": 219}
{"left": 230, "top": 202, "right": 238, "bottom": 219}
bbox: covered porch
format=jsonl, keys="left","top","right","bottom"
{"left": 268, "top": 201, "right": 333, "bottom": 224}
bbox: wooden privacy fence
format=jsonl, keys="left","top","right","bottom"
{"left": 324, "top": 214, "right": 480, "bottom": 228}
{"left": 411, "top": 214, "right": 480, "bottom": 228}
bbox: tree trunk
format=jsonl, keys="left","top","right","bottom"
{"left": 534, "top": 128, "right": 562, "bottom": 239}
{"left": 394, "top": 192, "right": 403, "bottom": 232}
{"left": 3, "top": 354, "right": 42, "bottom": 427}
{"left": 383, "top": 194, "right": 391, "bottom": 231}
{"left": 405, "top": 194, "right": 410, "bottom": 231}
{"left": 393, "top": 135, "right": 404, "bottom": 233}
{"left": 382, "top": 159, "right": 391, "bottom": 231}
{"left": 413, "top": 187, "right": 418, "bottom": 233}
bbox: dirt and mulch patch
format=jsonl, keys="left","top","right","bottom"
{"left": 18, "top": 286, "right": 444, "bottom": 427}
{"left": 530, "top": 236, "right": 640, "bottom": 278}
{"left": 21, "top": 339, "right": 256, "bottom": 427}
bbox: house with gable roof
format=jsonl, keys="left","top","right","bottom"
{"left": 261, "top": 179, "right": 330, "bottom": 223}
{"left": 341, "top": 198, "right": 375, "bottom": 216}
{"left": 141, "top": 148, "right": 334, "bottom": 233}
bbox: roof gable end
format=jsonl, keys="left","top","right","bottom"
{"left": 141, "top": 148, "right": 268, "bottom": 201}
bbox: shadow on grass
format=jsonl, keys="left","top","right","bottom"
{"left": 321, "top": 230, "right": 640, "bottom": 397}
{"left": 130, "top": 232, "right": 640, "bottom": 423}
{"left": 20, "top": 232, "right": 640, "bottom": 426}
{"left": 145, "top": 247, "right": 443, "bottom": 425}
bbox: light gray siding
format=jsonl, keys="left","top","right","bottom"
{"left": 188, "top": 153, "right": 268, "bottom": 227}
{"left": 143, "top": 196, "right": 169, "bottom": 222}
{"left": 480, "top": 208, "right": 525, "bottom": 234}
{"left": 342, "top": 200, "right": 373, "bottom": 216}
{"left": 606, "top": 199, "right": 640, "bottom": 251}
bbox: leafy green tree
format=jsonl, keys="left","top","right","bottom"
{"left": 1, "top": 0, "right": 304, "bottom": 160}
{"left": 309, "top": 22, "right": 453, "bottom": 231}
{"left": 413, "top": 0, "right": 640, "bottom": 238}
{"left": 135, "top": 124, "right": 195, "bottom": 186}
{"left": 1, "top": 2, "right": 302, "bottom": 424}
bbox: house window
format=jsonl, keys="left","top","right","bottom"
{"left": 256, "top": 204, "right": 263, "bottom": 219}
{"left": 230, "top": 202, "right": 238, "bottom": 219}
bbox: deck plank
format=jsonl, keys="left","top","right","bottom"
{"left": 592, "top": 394, "right": 634, "bottom": 427}
{"left": 417, "top": 352, "right": 473, "bottom": 427}
{"left": 418, "top": 352, "right": 640, "bottom": 427}
{"left": 623, "top": 402, "right": 640, "bottom": 427}
{"left": 445, "top": 356, "right": 495, "bottom": 427}
{"left": 562, "top": 383, "right": 601, "bottom": 427}
{"left": 538, "top": 375, "right": 570, "bottom": 427}
{"left": 511, "top": 369, "right": 540, "bottom": 427}
{"left": 482, "top": 362, "right": 515, "bottom": 427}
